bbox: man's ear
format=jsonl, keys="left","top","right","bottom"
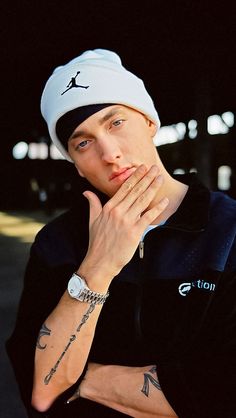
{"left": 147, "top": 118, "right": 158, "bottom": 138}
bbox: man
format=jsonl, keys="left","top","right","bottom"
{"left": 7, "top": 49, "right": 236, "bottom": 418}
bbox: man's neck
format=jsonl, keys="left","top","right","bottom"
{"left": 151, "top": 173, "right": 189, "bottom": 225}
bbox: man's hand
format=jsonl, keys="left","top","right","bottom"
{"left": 80, "top": 165, "right": 169, "bottom": 290}
{"left": 78, "top": 362, "right": 177, "bottom": 418}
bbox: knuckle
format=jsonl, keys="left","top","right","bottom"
{"left": 158, "top": 198, "right": 169, "bottom": 209}
{"left": 132, "top": 184, "right": 143, "bottom": 196}
{"left": 143, "top": 212, "right": 153, "bottom": 223}
{"left": 110, "top": 206, "right": 122, "bottom": 219}
{"left": 103, "top": 201, "right": 112, "bottom": 214}
{"left": 137, "top": 193, "right": 146, "bottom": 204}
{"left": 122, "top": 181, "right": 133, "bottom": 192}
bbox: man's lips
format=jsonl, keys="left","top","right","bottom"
{"left": 109, "top": 167, "right": 136, "bottom": 182}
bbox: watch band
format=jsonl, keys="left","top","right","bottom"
{"left": 78, "top": 287, "right": 109, "bottom": 304}
{"left": 68, "top": 272, "right": 109, "bottom": 305}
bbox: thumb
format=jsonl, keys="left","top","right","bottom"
{"left": 83, "top": 191, "right": 103, "bottom": 228}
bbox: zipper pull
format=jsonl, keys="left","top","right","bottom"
{"left": 139, "top": 241, "right": 144, "bottom": 259}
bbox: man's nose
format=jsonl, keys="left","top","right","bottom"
{"left": 99, "top": 137, "right": 122, "bottom": 163}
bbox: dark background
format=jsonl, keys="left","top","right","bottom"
{"left": 1, "top": 0, "right": 236, "bottom": 211}
{"left": 0, "top": 2, "right": 236, "bottom": 417}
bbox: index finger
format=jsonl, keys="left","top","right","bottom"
{"left": 109, "top": 164, "right": 158, "bottom": 208}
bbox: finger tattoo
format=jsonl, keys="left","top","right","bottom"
{"left": 141, "top": 366, "right": 162, "bottom": 397}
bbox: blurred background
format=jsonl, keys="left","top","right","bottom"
{"left": 1, "top": 0, "right": 236, "bottom": 416}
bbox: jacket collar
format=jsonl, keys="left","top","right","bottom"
{"left": 163, "top": 173, "right": 210, "bottom": 232}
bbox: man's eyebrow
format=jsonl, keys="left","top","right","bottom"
{"left": 69, "top": 107, "right": 124, "bottom": 141}
{"left": 69, "top": 130, "right": 87, "bottom": 141}
{"left": 98, "top": 107, "right": 124, "bottom": 125}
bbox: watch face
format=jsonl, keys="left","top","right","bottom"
{"left": 68, "top": 275, "right": 84, "bottom": 298}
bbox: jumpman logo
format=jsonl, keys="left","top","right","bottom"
{"left": 61, "top": 71, "right": 89, "bottom": 95}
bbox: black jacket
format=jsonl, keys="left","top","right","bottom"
{"left": 6, "top": 174, "right": 236, "bottom": 417}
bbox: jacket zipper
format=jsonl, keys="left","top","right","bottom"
{"left": 139, "top": 240, "right": 144, "bottom": 259}
{"left": 139, "top": 224, "right": 205, "bottom": 259}
{"left": 139, "top": 223, "right": 166, "bottom": 259}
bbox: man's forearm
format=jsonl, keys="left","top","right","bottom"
{"left": 31, "top": 291, "right": 104, "bottom": 412}
{"left": 79, "top": 363, "right": 177, "bottom": 418}
{"left": 32, "top": 254, "right": 115, "bottom": 413}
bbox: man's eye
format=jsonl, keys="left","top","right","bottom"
{"left": 77, "top": 140, "right": 89, "bottom": 149}
{"left": 112, "top": 119, "right": 124, "bottom": 127}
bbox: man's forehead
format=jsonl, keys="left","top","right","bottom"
{"left": 96, "top": 105, "right": 127, "bottom": 124}
{"left": 56, "top": 103, "right": 113, "bottom": 146}
{"left": 69, "top": 105, "right": 129, "bottom": 139}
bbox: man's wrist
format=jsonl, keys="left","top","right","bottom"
{"left": 79, "top": 364, "right": 113, "bottom": 403}
{"left": 78, "top": 259, "right": 115, "bottom": 293}
{"left": 68, "top": 273, "right": 109, "bottom": 305}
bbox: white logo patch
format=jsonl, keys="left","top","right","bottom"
{"left": 178, "top": 280, "right": 216, "bottom": 297}
{"left": 178, "top": 282, "right": 192, "bottom": 296}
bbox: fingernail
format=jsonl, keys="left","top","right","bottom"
{"left": 156, "top": 175, "right": 163, "bottom": 183}
{"left": 149, "top": 165, "right": 159, "bottom": 174}
{"left": 138, "top": 164, "right": 147, "bottom": 173}
{"left": 161, "top": 197, "right": 169, "bottom": 205}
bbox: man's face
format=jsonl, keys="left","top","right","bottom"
{"left": 68, "top": 105, "right": 158, "bottom": 197}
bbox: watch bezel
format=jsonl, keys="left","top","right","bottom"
{"left": 67, "top": 272, "right": 109, "bottom": 304}
{"left": 68, "top": 273, "right": 88, "bottom": 299}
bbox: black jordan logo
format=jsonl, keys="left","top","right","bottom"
{"left": 61, "top": 71, "right": 89, "bottom": 95}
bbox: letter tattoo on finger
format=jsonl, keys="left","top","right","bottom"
{"left": 141, "top": 366, "right": 161, "bottom": 397}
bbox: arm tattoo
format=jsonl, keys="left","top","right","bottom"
{"left": 141, "top": 366, "right": 161, "bottom": 397}
{"left": 36, "top": 323, "right": 51, "bottom": 350}
{"left": 44, "top": 302, "right": 96, "bottom": 385}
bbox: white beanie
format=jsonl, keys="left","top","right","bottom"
{"left": 40, "top": 48, "right": 160, "bottom": 161}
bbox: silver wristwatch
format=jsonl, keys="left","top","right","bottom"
{"left": 67, "top": 272, "right": 109, "bottom": 305}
